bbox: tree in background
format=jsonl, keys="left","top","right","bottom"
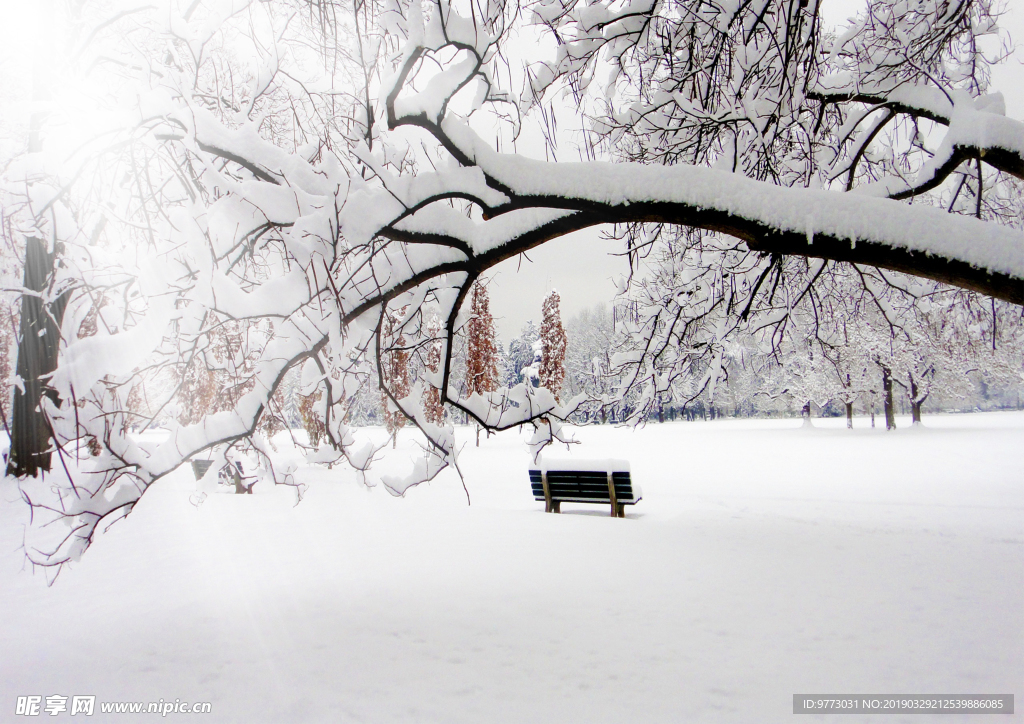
{"left": 6, "top": 238, "right": 67, "bottom": 476}
{"left": 0, "top": 297, "right": 16, "bottom": 440}
{"left": 174, "top": 314, "right": 264, "bottom": 427}
{"left": 2, "top": 0, "right": 72, "bottom": 478}
{"left": 176, "top": 349, "right": 221, "bottom": 429}
{"left": 423, "top": 315, "right": 445, "bottom": 426}
{"left": 381, "top": 308, "right": 410, "bottom": 447}
{"left": 299, "top": 390, "right": 326, "bottom": 448}
{"left": 466, "top": 283, "right": 498, "bottom": 444}
{"left": 539, "top": 291, "right": 567, "bottom": 401}
{"left": 564, "top": 304, "right": 622, "bottom": 422}
{"left": 505, "top": 321, "right": 539, "bottom": 388}
{"left": 466, "top": 283, "right": 499, "bottom": 397}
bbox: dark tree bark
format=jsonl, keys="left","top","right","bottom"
{"left": 7, "top": 238, "right": 68, "bottom": 477}
{"left": 909, "top": 376, "right": 926, "bottom": 425}
{"left": 881, "top": 365, "right": 896, "bottom": 431}
{"left": 845, "top": 401, "right": 854, "bottom": 429}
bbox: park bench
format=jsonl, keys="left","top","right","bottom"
{"left": 190, "top": 459, "right": 255, "bottom": 494}
{"left": 528, "top": 459, "right": 641, "bottom": 517}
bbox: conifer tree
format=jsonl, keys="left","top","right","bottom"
{"left": 466, "top": 282, "right": 498, "bottom": 445}
{"left": 505, "top": 320, "right": 539, "bottom": 387}
{"left": 466, "top": 283, "right": 498, "bottom": 397}
{"left": 540, "top": 290, "right": 567, "bottom": 401}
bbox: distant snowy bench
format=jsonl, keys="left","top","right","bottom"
{"left": 528, "top": 460, "right": 641, "bottom": 518}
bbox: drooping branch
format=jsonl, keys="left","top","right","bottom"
{"left": 809, "top": 85, "right": 1024, "bottom": 183}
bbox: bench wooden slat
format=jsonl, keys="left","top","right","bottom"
{"left": 530, "top": 481, "right": 636, "bottom": 490}
{"left": 528, "top": 479, "right": 635, "bottom": 488}
{"left": 530, "top": 471, "right": 631, "bottom": 479}
{"left": 530, "top": 485, "right": 637, "bottom": 500}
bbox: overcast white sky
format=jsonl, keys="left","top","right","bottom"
{"left": 485, "top": 0, "right": 1024, "bottom": 340}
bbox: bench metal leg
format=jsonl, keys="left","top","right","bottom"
{"left": 552, "top": 500, "right": 560, "bottom": 513}
{"left": 617, "top": 503, "right": 625, "bottom": 518}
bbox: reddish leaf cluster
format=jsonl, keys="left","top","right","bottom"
{"left": 176, "top": 313, "right": 260, "bottom": 426}
{"left": 299, "top": 389, "right": 326, "bottom": 447}
{"left": 422, "top": 315, "right": 445, "bottom": 425}
{"left": 76, "top": 293, "right": 106, "bottom": 339}
{"left": 381, "top": 307, "right": 410, "bottom": 438}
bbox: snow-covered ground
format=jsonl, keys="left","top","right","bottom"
{"left": 2, "top": 412, "right": 1022, "bottom": 723}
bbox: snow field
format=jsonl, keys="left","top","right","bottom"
{"left": 1, "top": 412, "right": 1022, "bottom": 723}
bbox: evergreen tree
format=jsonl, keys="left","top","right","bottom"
{"left": 466, "top": 282, "right": 498, "bottom": 444}
{"left": 466, "top": 282, "right": 498, "bottom": 396}
{"left": 505, "top": 320, "right": 539, "bottom": 387}
{"left": 539, "top": 290, "right": 567, "bottom": 400}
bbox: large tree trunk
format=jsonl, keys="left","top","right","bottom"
{"left": 7, "top": 238, "right": 67, "bottom": 477}
{"left": 8, "top": 15, "right": 67, "bottom": 478}
{"left": 909, "top": 376, "right": 926, "bottom": 425}
{"left": 845, "top": 401, "right": 853, "bottom": 429}
{"left": 881, "top": 365, "right": 896, "bottom": 431}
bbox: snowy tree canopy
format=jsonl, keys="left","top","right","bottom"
{"left": 3, "top": 0, "right": 1023, "bottom": 568}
